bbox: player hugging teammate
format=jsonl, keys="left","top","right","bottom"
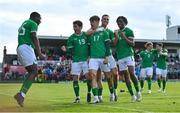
{"left": 15, "top": 13, "right": 170, "bottom": 107}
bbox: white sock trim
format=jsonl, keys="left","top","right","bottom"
{"left": 21, "top": 92, "right": 26, "bottom": 98}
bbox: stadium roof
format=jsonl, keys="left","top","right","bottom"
{"left": 38, "top": 35, "right": 180, "bottom": 47}
{"left": 135, "top": 39, "right": 180, "bottom": 47}
{"left": 38, "top": 35, "right": 68, "bottom": 40}
{"left": 135, "top": 38, "right": 180, "bottom": 44}
{"left": 38, "top": 35, "right": 68, "bottom": 47}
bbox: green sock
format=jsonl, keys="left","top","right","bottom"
{"left": 87, "top": 80, "right": 92, "bottom": 93}
{"left": 20, "top": 73, "right": 34, "bottom": 94}
{"left": 114, "top": 82, "right": 118, "bottom": 94}
{"left": 157, "top": 78, "right": 161, "bottom": 88}
{"left": 140, "top": 79, "right": 144, "bottom": 89}
{"left": 147, "top": 78, "right": 152, "bottom": 90}
{"left": 114, "top": 82, "right": 118, "bottom": 90}
{"left": 109, "top": 86, "right": 114, "bottom": 94}
{"left": 98, "top": 88, "right": 103, "bottom": 96}
{"left": 131, "top": 77, "right": 139, "bottom": 92}
{"left": 162, "top": 79, "right": 166, "bottom": 91}
{"left": 126, "top": 83, "right": 134, "bottom": 96}
{"left": 73, "top": 81, "right": 79, "bottom": 97}
{"left": 92, "top": 88, "right": 98, "bottom": 96}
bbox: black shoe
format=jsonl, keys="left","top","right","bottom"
{"left": 87, "top": 93, "right": 91, "bottom": 103}
{"left": 73, "top": 98, "right": 80, "bottom": 103}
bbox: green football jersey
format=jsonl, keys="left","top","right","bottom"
{"left": 67, "top": 32, "right": 89, "bottom": 62}
{"left": 139, "top": 49, "right": 157, "bottom": 68}
{"left": 115, "top": 27, "right": 134, "bottom": 59}
{"left": 105, "top": 28, "right": 114, "bottom": 56}
{"left": 156, "top": 49, "right": 168, "bottom": 69}
{"left": 88, "top": 30, "right": 110, "bottom": 58}
{"left": 18, "top": 19, "right": 38, "bottom": 49}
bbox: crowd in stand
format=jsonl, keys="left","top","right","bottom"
{"left": 35, "top": 60, "right": 71, "bottom": 83}
{"left": 1, "top": 47, "right": 180, "bottom": 82}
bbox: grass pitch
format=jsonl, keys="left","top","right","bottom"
{"left": 0, "top": 81, "right": 180, "bottom": 112}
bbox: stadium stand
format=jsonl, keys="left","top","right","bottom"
{"left": 1, "top": 26, "right": 180, "bottom": 82}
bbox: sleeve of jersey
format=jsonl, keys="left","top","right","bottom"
{"left": 30, "top": 22, "right": 38, "bottom": 33}
{"left": 66, "top": 37, "right": 73, "bottom": 59}
{"left": 109, "top": 29, "right": 115, "bottom": 41}
{"left": 127, "top": 29, "right": 134, "bottom": 38}
{"left": 139, "top": 51, "right": 144, "bottom": 58}
{"left": 109, "top": 30, "right": 115, "bottom": 46}
{"left": 67, "top": 36, "right": 73, "bottom": 49}
{"left": 152, "top": 49, "right": 158, "bottom": 55}
{"left": 104, "top": 31, "right": 111, "bottom": 56}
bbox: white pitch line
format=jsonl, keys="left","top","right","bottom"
{"left": 0, "top": 92, "right": 13, "bottom": 97}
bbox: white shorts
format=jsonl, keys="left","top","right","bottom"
{"left": 108, "top": 55, "right": 117, "bottom": 69}
{"left": 117, "top": 56, "right": 135, "bottom": 71}
{"left": 17, "top": 44, "right": 37, "bottom": 67}
{"left": 89, "top": 58, "right": 110, "bottom": 72}
{"left": 156, "top": 68, "right": 167, "bottom": 77}
{"left": 71, "top": 61, "right": 89, "bottom": 75}
{"left": 140, "top": 67, "right": 153, "bottom": 78}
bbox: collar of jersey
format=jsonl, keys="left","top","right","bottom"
{"left": 74, "top": 32, "right": 83, "bottom": 36}
{"left": 29, "top": 19, "right": 38, "bottom": 26}
{"left": 119, "top": 27, "right": 126, "bottom": 32}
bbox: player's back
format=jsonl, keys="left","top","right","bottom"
{"left": 18, "top": 19, "right": 38, "bottom": 49}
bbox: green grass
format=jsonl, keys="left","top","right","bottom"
{"left": 0, "top": 82, "right": 180, "bottom": 112}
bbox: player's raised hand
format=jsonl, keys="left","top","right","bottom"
{"left": 120, "top": 31, "right": 126, "bottom": 39}
{"left": 86, "top": 28, "right": 96, "bottom": 36}
{"left": 114, "top": 30, "right": 119, "bottom": 38}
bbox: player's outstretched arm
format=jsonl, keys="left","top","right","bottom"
{"left": 31, "top": 32, "right": 46, "bottom": 60}
{"left": 85, "top": 28, "right": 96, "bottom": 36}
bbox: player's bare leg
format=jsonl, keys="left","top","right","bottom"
{"left": 112, "top": 68, "right": 119, "bottom": 101}
{"left": 73, "top": 75, "right": 80, "bottom": 103}
{"left": 122, "top": 70, "right": 136, "bottom": 102}
{"left": 90, "top": 70, "right": 99, "bottom": 103}
{"left": 97, "top": 69, "right": 103, "bottom": 102}
{"left": 157, "top": 75, "right": 162, "bottom": 92}
{"left": 104, "top": 72, "right": 115, "bottom": 101}
{"left": 140, "top": 76, "right": 145, "bottom": 92}
{"left": 162, "top": 76, "right": 167, "bottom": 93}
{"left": 147, "top": 75, "right": 152, "bottom": 94}
{"left": 86, "top": 72, "right": 92, "bottom": 103}
{"left": 14, "top": 64, "right": 38, "bottom": 107}
{"left": 128, "top": 66, "right": 142, "bottom": 101}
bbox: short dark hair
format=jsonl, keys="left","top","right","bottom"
{"left": 89, "top": 15, "right": 100, "bottom": 22}
{"left": 116, "top": 16, "right": 128, "bottom": 25}
{"left": 73, "top": 20, "right": 83, "bottom": 27}
{"left": 102, "top": 14, "right": 109, "bottom": 18}
{"left": 30, "top": 12, "right": 40, "bottom": 19}
{"left": 156, "top": 43, "right": 163, "bottom": 47}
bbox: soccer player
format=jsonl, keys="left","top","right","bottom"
{"left": 87, "top": 15, "right": 111, "bottom": 103}
{"left": 65, "top": 20, "right": 89, "bottom": 103}
{"left": 96, "top": 14, "right": 118, "bottom": 102}
{"left": 14, "top": 12, "right": 45, "bottom": 107}
{"left": 114, "top": 16, "right": 141, "bottom": 102}
{"left": 155, "top": 43, "right": 168, "bottom": 93}
{"left": 139, "top": 42, "right": 157, "bottom": 94}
